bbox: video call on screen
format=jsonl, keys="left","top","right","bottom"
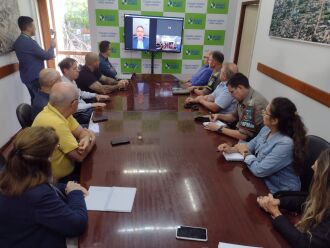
{"left": 124, "top": 15, "right": 183, "bottom": 53}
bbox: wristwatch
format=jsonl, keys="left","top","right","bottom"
{"left": 217, "top": 126, "right": 225, "bottom": 134}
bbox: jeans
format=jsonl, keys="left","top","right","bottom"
{"left": 73, "top": 108, "right": 93, "bottom": 126}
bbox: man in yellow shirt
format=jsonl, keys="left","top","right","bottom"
{"left": 33, "top": 82, "right": 96, "bottom": 182}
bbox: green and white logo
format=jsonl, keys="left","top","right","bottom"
{"left": 184, "top": 13, "right": 206, "bottom": 30}
{"left": 164, "top": 0, "right": 186, "bottom": 12}
{"left": 141, "top": 51, "right": 162, "bottom": 59}
{"left": 119, "top": 27, "right": 125, "bottom": 43}
{"left": 110, "top": 43, "right": 120, "bottom": 58}
{"left": 141, "top": 11, "right": 163, "bottom": 17}
{"left": 182, "top": 45, "right": 203, "bottom": 60}
{"left": 204, "top": 30, "right": 225, "bottom": 45}
{"left": 119, "top": 0, "right": 141, "bottom": 10}
{"left": 162, "top": 60, "right": 182, "bottom": 74}
{"left": 207, "top": 0, "right": 229, "bottom": 14}
{"left": 121, "top": 59, "right": 142, "bottom": 73}
{"left": 96, "top": 9, "right": 119, "bottom": 26}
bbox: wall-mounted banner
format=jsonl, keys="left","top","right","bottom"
{"left": 88, "top": 0, "right": 229, "bottom": 75}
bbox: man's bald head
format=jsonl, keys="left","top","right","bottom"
{"left": 221, "top": 63, "right": 239, "bottom": 82}
{"left": 49, "top": 82, "right": 79, "bottom": 109}
{"left": 39, "top": 68, "right": 61, "bottom": 88}
{"left": 85, "top": 52, "right": 99, "bottom": 66}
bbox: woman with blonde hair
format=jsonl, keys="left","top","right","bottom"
{"left": 0, "top": 127, "right": 88, "bottom": 248}
{"left": 257, "top": 149, "right": 330, "bottom": 247}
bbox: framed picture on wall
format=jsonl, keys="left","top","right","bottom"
{"left": 269, "top": 0, "right": 330, "bottom": 46}
{"left": 0, "top": 0, "right": 20, "bottom": 55}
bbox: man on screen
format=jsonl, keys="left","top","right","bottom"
{"left": 133, "top": 26, "right": 149, "bottom": 50}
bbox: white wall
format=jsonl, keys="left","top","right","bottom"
{"left": 0, "top": 0, "right": 41, "bottom": 147}
{"left": 226, "top": 0, "right": 252, "bottom": 62}
{"left": 249, "top": 0, "right": 330, "bottom": 141}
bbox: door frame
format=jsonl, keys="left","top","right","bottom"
{"left": 233, "top": 0, "right": 260, "bottom": 64}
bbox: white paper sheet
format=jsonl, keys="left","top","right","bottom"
{"left": 85, "top": 186, "right": 136, "bottom": 212}
{"left": 218, "top": 242, "right": 261, "bottom": 248}
{"left": 223, "top": 152, "right": 244, "bottom": 162}
{"left": 203, "top": 120, "right": 226, "bottom": 128}
{"left": 117, "top": 74, "right": 133, "bottom": 80}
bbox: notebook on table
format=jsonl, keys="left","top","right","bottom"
{"left": 223, "top": 152, "right": 244, "bottom": 162}
{"left": 117, "top": 74, "right": 133, "bottom": 80}
{"left": 202, "top": 120, "right": 227, "bottom": 128}
{"left": 218, "top": 242, "right": 261, "bottom": 248}
{"left": 85, "top": 186, "right": 136, "bottom": 212}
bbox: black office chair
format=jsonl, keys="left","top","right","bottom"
{"left": 274, "top": 135, "right": 330, "bottom": 198}
{"left": 0, "top": 154, "right": 6, "bottom": 171}
{"left": 16, "top": 103, "right": 33, "bottom": 128}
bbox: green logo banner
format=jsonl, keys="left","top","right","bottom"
{"left": 119, "top": 27, "right": 125, "bottom": 43}
{"left": 182, "top": 45, "right": 203, "bottom": 60}
{"left": 207, "top": 0, "right": 229, "bottom": 14}
{"left": 141, "top": 11, "right": 163, "bottom": 17}
{"left": 204, "top": 30, "right": 225, "bottom": 45}
{"left": 110, "top": 42, "right": 121, "bottom": 58}
{"left": 119, "top": 0, "right": 141, "bottom": 11}
{"left": 121, "top": 59, "right": 142, "bottom": 73}
{"left": 184, "top": 13, "right": 206, "bottom": 30}
{"left": 96, "top": 9, "right": 119, "bottom": 26}
{"left": 164, "top": 0, "right": 186, "bottom": 12}
{"left": 162, "top": 60, "right": 182, "bottom": 74}
{"left": 141, "top": 51, "right": 162, "bottom": 59}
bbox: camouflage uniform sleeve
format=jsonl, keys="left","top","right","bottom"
{"left": 237, "top": 98, "right": 267, "bottom": 140}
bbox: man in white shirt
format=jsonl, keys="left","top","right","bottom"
{"left": 58, "top": 57, "right": 110, "bottom": 125}
{"left": 185, "top": 63, "right": 238, "bottom": 113}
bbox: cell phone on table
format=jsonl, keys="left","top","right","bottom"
{"left": 92, "top": 113, "right": 108, "bottom": 123}
{"left": 176, "top": 225, "right": 208, "bottom": 242}
{"left": 111, "top": 137, "right": 130, "bottom": 146}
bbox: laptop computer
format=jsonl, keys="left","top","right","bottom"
{"left": 172, "top": 80, "right": 190, "bottom": 95}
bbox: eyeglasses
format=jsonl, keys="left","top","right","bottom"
{"left": 262, "top": 109, "right": 271, "bottom": 116}
{"left": 71, "top": 98, "right": 79, "bottom": 104}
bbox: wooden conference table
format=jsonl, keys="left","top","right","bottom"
{"left": 79, "top": 74, "right": 290, "bottom": 248}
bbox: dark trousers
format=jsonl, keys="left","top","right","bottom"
{"left": 24, "top": 79, "right": 40, "bottom": 103}
{"left": 73, "top": 108, "right": 93, "bottom": 126}
{"left": 58, "top": 163, "right": 81, "bottom": 184}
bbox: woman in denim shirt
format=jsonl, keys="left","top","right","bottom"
{"left": 218, "top": 97, "right": 307, "bottom": 193}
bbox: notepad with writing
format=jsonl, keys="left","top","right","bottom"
{"left": 223, "top": 152, "right": 244, "bottom": 162}
{"left": 203, "top": 120, "right": 226, "bottom": 128}
{"left": 85, "top": 186, "right": 136, "bottom": 212}
{"left": 218, "top": 242, "right": 261, "bottom": 248}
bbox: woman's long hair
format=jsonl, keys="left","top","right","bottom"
{"left": 0, "top": 127, "right": 59, "bottom": 196}
{"left": 296, "top": 149, "right": 330, "bottom": 232}
{"left": 270, "top": 97, "right": 307, "bottom": 173}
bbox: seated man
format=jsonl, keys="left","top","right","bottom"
{"left": 99, "top": 40, "right": 118, "bottom": 79}
{"left": 185, "top": 63, "right": 238, "bottom": 113}
{"left": 32, "top": 68, "right": 61, "bottom": 119}
{"left": 188, "top": 51, "right": 224, "bottom": 96}
{"left": 183, "top": 51, "right": 213, "bottom": 87}
{"left": 205, "top": 73, "right": 268, "bottom": 141}
{"left": 59, "top": 57, "right": 110, "bottom": 125}
{"left": 32, "top": 82, "right": 96, "bottom": 182}
{"left": 76, "top": 52, "right": 129, "bottom": 94}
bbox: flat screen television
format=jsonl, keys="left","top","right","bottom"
{"left": 124, "top": 14, "right": 184, "bottom": 53}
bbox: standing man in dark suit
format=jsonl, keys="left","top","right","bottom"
{"left": 132, "top": 26, "right": 149, "bottom": 50}
{"left": 14, "top": 16, "right": 56, "bottom": 102}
